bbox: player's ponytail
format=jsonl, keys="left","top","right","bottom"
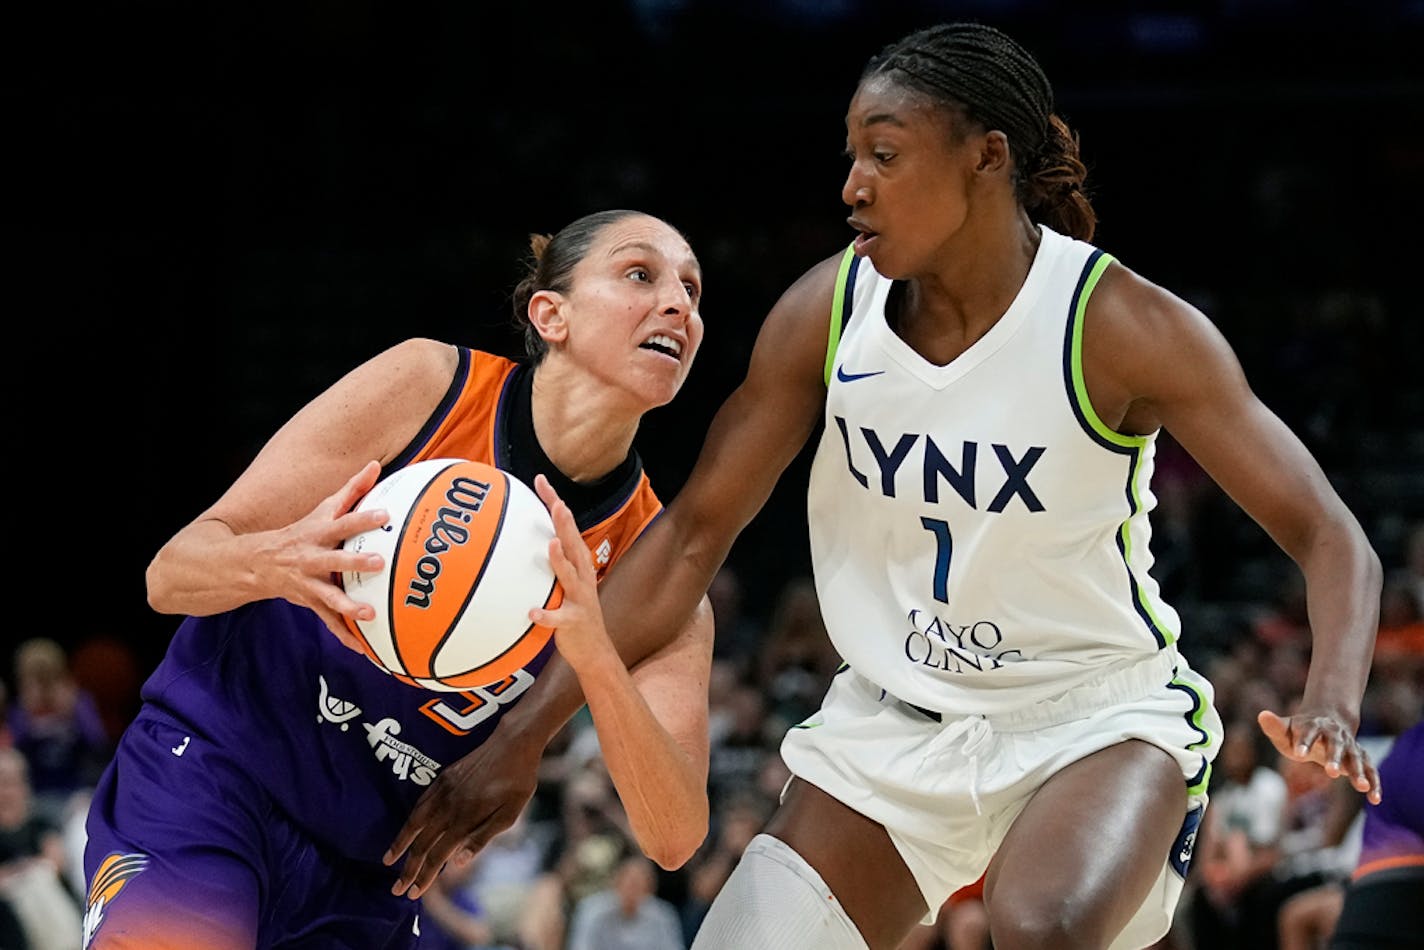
{"left": 1022, "top": 114, "right": 1096, "bottom": 242}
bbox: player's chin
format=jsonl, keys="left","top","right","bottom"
{"left": 627, "top": 369, "right": 685, "bottom": 410}
{"left": 865, "top": 247, "right": 909, "bottom": 280}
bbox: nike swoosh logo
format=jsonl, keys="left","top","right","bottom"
{"left": 836, "top": 366, "right": 885, "bottom": 382}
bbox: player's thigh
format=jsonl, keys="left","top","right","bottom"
{"left": 984, "top": 739, "right": 1184, "bottom": 947}
{"left": 768, "top": 777, "right": 929, "bottom": 950}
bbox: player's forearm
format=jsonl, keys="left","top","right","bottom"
{"left": 598, "top": 516, "right": 729, "bottom": 670}
{"left": 1295, "top": 515, "right": 1382, "bottom": 722}
{"left": 145, "top": 519, "right": 280, "bottom": 616}
{"left": 490, "top": 654, "right": 589, "bottom": 756}
{"left": 574, "top": 651, "right": 709, "bottom": 870}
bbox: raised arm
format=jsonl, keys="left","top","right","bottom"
{"left": 1085, "top": 265, "right": 1383, "bottom": 802}
{"left": 144, "top": 338, "right": 458, "bottom": 643}
{"left": 533, "top": 474, "right": 713, "bottom": 870}
{"left": 386, "top": 252, "right": 845, "bottom": 892}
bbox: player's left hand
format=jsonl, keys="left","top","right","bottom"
{"left": 529, "top": 474, "right": 615, "bottom": 675}
{"left": 1257, "top": 708, "right": 1382, "bottom": 804}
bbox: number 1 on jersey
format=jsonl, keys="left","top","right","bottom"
{"left": 920, "top": 517, "right": 953, "bottom": 604}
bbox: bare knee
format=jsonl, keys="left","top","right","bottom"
{"left": 986, "top": 890, "right": 1118, "bottom": 950}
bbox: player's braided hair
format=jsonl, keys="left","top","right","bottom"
{"left": 511, "top": 209, "right": 644, "bottom": 361}
{"left": 863, "top": 22, "right": 1097, "bottom": 241}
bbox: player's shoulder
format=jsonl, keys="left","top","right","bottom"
{"left": 335, "top": 338, "right": 465, "bottom": 419}
{"left": 773, "top": 247, "right": 854, "bottom": 320}
{"left": 1086, "top": 257, "right": 1214, "bottom": 351}
{"left": 376, "top": 337, "right": 464, "bottom": 373}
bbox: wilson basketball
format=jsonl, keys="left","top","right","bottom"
{"left": 340, "top": 458, "right": 562, "bottom": 691}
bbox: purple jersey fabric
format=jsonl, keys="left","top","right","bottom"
{"left": 1355, "top": 719, "right": 1424, "bottom": 878}
{"left": 83, "top": 599, "right": 554, "bottom": 948}
{"left": 136, "top": 598, "right": 554, "bottom": 863}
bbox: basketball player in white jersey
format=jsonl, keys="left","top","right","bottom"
{"left": 387, "top": 23, "right": 1384, "bottom": 950}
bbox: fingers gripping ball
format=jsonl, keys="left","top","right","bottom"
{"left": 341, "top": 458, "right": 562, "bottom": 691}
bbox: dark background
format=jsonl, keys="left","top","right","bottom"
{"left": 11, "top": 0, "right": 1424, "bottom": 688}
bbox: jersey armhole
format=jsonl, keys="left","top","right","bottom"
{"left": 823, "top": 245, "right": 861, "bottom": 387}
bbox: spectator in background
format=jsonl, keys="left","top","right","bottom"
{"left": 757, "top": 577, "right": 842, "bottom": 736}
{"left": 420, "top": 856, "right": 505, "bottom": 950}
{"left": 705, "top": 680, "right": 774, "bottom": 813}
{"left": 899, "top": 874, "right": 990, "bottom": 950}
{"left": 0, "top": 747, "right": 83, "bottom": 950}
{"left": 512, "top": 764, "right": 635, "bottom": 950}
{"left": 1359, "top": 571, "right": 1424, "bottom": 740}
{"left": 1396, "top": 522, "right": 1424, "bottom": 616}
{"left": 1252, "top": 572, "right": 1312, "bottom": 653}
{"left": 1370, "top": 575, "right": 1424, "bottom": 677}
{"left": 1190, "top": 722, "right": 1290, "bottom": 949}
{"left": 706, "top": 565, "right": 762, "bottom": 675}
{"left": 440, "top": 803, "right": 554, "bottom": 950}
{"left": 8, "top": 638, "right": 110, "bottom": 818}
{"left": 1254, "top": 752, "right": 1369, "bottom": 949}
{"left": 567, "top": 854, "right": 684, "bottom": 950}
{"left": 66, "top": 633, "right": 142, "bottom": 747}
{"left": 0, "top": 680, "right": 12, "bottom": 750}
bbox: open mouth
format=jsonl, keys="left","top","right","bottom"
{"left": 639, "top": 334, "right": 682, "bottom": 359}
{"left": 853, "top": 230, "right": 879, "bottom": 254}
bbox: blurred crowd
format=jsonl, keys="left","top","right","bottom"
{"left": 2, "top": 518, "right": 1420, "bottom": 949}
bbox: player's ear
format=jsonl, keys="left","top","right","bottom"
{"left": 528, "top": 290, "right": 569, "bottom": 345}
{"left": 977, "top": 129, "right": 1011, "bottom": 176}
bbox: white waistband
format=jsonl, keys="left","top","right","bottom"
{"left": 891, "top": 648, "right": 1179, "bottom": 733}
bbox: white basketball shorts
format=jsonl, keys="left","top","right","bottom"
{"left": 779, "top": 647, "right": 1222, "bottom": 950}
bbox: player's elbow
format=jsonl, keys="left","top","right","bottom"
{"left": 145, "top": 553, "right": 181, "bottom": 614}
{"left": 643, "top": 807, "right": 709, "bottom": 871}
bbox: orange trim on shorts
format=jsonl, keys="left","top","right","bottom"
{"left": 1353, "top": 854, "right": 1424, "bottom": 880}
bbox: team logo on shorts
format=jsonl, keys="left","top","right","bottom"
{"left": 83, "top": 851, "right": 149, "bottom": 948}
{"left": 1169, "top": 804, "right": 1205, "bottom": 879}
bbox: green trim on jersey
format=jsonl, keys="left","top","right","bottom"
{"left": 824, "top": 245, "right": 859, "bottom": 387}
{"left": 1068, "top": 254, "right": 1140, "bottom": 448}
{"left": 1069, "top": 252, "right": 1178, "bottom": 647}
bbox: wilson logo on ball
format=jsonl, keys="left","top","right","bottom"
{"left": 402, "top": 474, "right": 492, "bottom": 610}
{"left": 341, "top": 458, "right": 561, "bottom": 692}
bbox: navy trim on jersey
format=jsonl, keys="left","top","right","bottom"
{"left": 1061, "top": 251, "right": 1169, "bottom": 648}
{"left": 492, "top": 359, "right": 524, "bottom": 472}
{"left": 841, "top": 253, "right": 861, "bottom": 332}
{"left": 1061, "top": 251, "right": 1126, "bottom": 454}
{"left": 388, "top": 344, "right": 473, "bottom": 475}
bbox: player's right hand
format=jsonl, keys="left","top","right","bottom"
{"left": 383, "top": 723, "right": 544, "bottom": 899}
{"left": 298, "top": 460, "right": 387, "bottom": 651}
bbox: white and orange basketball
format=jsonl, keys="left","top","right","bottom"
{"left": 340, "top": 458, "right": 561, "bottom": 691}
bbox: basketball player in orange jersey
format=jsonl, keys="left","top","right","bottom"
{"left": 82, "top": 209, "right": 713, "bottom": 949}
{"left": 388, "top": 23, "right": 1385, "bottom": 950}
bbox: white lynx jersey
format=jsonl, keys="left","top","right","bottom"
{"left": 807, "top": 225, "right": 1180, "bottom": 715}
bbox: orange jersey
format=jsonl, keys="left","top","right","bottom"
{"left": 393, "top": 347, "right": 664, "bottom": 584}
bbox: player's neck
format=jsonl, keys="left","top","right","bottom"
{"left": 528, "top": 368, "right": 639, "bottom": 483}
